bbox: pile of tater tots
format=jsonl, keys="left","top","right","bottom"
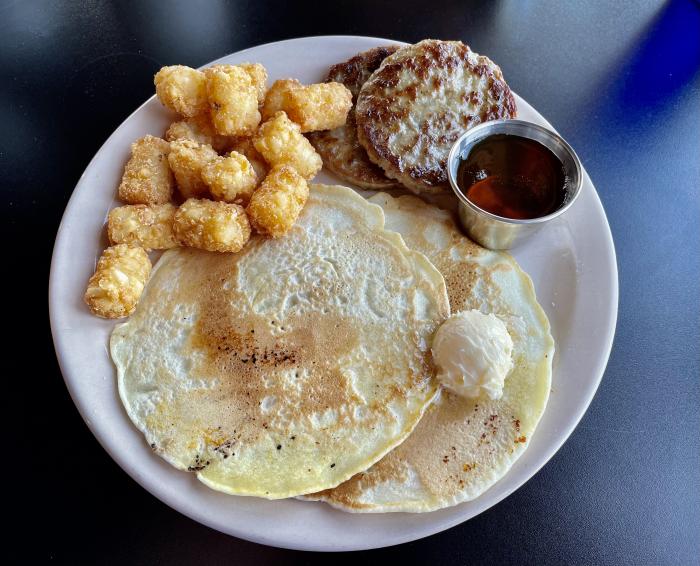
{"left": 84, "top": 63, "right": 353, "bottom": 319}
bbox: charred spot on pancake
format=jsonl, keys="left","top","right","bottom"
{"left": 188, "top": 454, "right": 210, "bottom": 472}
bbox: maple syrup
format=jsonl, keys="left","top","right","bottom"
{"left": 457, "top": 134, "right": 566, "bottom": 220}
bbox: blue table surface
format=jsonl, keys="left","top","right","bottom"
{"left": 3, "top": 0, "right": 698, "bottom": 563}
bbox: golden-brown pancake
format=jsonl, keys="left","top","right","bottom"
{"left": 307, "top": 193, "right": 553, "bottom": 512}
{"left": 111, "top": 184, "right": 449, "bottom": 499}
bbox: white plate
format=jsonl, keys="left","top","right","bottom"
{"left": 49, "top": 36, "right": 618, "bottom": 551}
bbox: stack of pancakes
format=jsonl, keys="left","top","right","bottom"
{"left": 113, "top": 41, "right": 553, "bottom": 514}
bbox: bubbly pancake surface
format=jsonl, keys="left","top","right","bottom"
{"left": 111, "top": 184, "right": 449, "bottom": 499}
{"left": 308, "top": 193, "right": 553, "bottom": 512}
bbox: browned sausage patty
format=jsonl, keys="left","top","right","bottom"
{"left": 308, "top": 46, "right": 400, "bottom": 190}
{"left": 355, "top": 40, "right": 517, "bottom": 194}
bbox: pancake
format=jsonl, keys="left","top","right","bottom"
{"left": 355, "top": 40, "right": 517, "bottom": 194}
{"left": 111, "top": 184, "right": 449, "bottom": 499}
{"left": 307, "top": 193, "right": 553, "bottom": 512}
{"left": 308, "top": 46, "right": 400, "bottom": 190}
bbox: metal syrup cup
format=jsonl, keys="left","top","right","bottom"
{"left": 446, "top": 119, "right": 583, "bottom": 250}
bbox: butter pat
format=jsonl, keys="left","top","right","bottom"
{"left": 432, "top": 310, "right": 514, "bottom": 399}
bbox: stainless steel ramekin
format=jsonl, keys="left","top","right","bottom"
{"left": 446, "top": 119, "right": 583, "bottom": 250}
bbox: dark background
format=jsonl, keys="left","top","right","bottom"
{"left": 3, "top": 0, "right": 699, "bottom": 564}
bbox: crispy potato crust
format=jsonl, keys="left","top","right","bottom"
{"left": 168, "top": 139, "right": 218, "bottom": 199}
{"left": 118, "top": 135, "right": 174, "bottom": 205}
{"left": 261, "top": 79, "right": 302, "bottom": 120}
{"left": 165, "top": 114, "right": 234, "bottom": 154}
{"left": 173, "top": 198, "right": 251, "bottom": 252}
{"left": 238, "top": 62, "right": 268, "bottom": 104}
{"left": 154, "top": 65, "right": 208, "bottom": 117}
{"left": 262, "top": 80, "right": 352, "bottom": 132}
{"left": 202, "top": 152, "right": 258, "bottom": 205}
{"left": 228, "top": 137, "right": 269, "bottom": 180}
{"left": 283, "top": 83, "right": 352, "bottom": 132}
{"left": 107, "top": 204, "right": 178, "bottom": 250}
{"left": 253, "top": 111, "right": 322, "bottom": 180}
{"left": 205, "top": 66, "right": 261, "bottom": 136}
{"left": 84, "top": 244, "right": 151, "bottom": 318}
{"left": 246, "top": 165, "right": 309, "bottom": 237}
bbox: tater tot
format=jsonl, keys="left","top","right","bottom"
{"left": 228, "top": 137, "right": 269, "bottom": 180}
{"left": 261, "top": 79, "right": 301, "bottom": 120}
{"left": 238, "top": 63, "right": 268, "bottom": 104}
{"left": 84, "top": 244, "right": 151, "bottom": 319}
{"left": 205, "top": 66, "right": 260, "bottom": 136}
{"left": 253, "top": 111, "right": 322, "bottom": 180}
{"left": 107, "top": 204, "right": 178, "bottom": 250}
{"left": 154, "top": 65, "right": 208, "bottom": 117}
{"left": 173, "top": 198, "right": 251, "bottom": 252}
{"left": 283, "top": 82, "right": 353, "bottom": 132}
{"left": 165, "top": 114, "right": 234, "bottom": 153}
{"left": 261, "top": 81, "right": 352, "bottom": 131}
{"left": 201, "top": 152, "right": 258, "bottom": 204}
{"left": 209, "top": 64, "right": 267, "bottom": 105}
{"left": 167, "top": 139, "right": 219, "bottom": 199}
{"left": 118, "top": 135, "right": 174, "bottom": 205}
{"left": 246, "top": 165, "right": 309, "bottom": 238}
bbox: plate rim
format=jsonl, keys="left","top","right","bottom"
{"left": 49, "top": 35, "right": 618, "bottom": 552}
